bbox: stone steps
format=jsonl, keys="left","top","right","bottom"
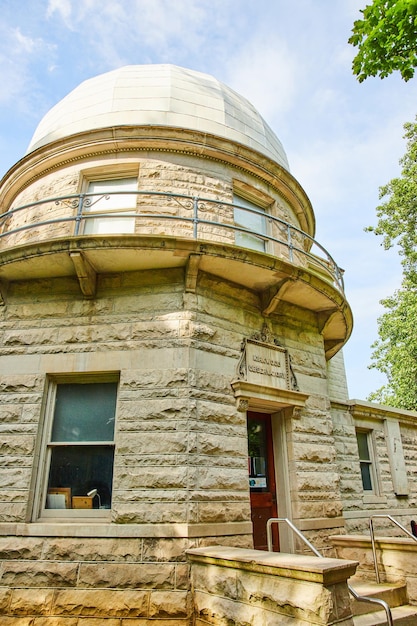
{"left": 350, "top": 579, "right": 417, "bottom": 625}
{"left": 353, "top": 604, "right": 417, "bottom": 625}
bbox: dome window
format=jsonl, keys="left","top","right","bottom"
{"left": 83, "top": 177, "right": 138, "bottom": 235}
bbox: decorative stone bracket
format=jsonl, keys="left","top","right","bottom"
{"left": 70, "top": 251, "right": 97, "bottom": 298}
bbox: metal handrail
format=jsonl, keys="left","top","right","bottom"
{"left": 0, "top": 190, "right": 345, "bottom": 293}
{"left": 266, "top": 518, "right": 393, "bottom": 626}
{"left": 370, "top": 514, "right": 417, "bottom": 584}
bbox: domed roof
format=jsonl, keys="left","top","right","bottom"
{"left": 27, "top": 64, "right": 289, "bottom": 170}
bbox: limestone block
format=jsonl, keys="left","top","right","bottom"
{"left": 0, "top": 537, "right": 44, "bottom": 560}
{"left": 296, "top": 471, "right": 340, "bottom": 493}
{"left": 113, "top": 292, "right": 183, "bottom": 314}
{"left": 10, "top": 299, "right": 70, "bottom": 320}
{"left": 3, "top": 329, "right": 54, "bottom": 347}
{"left": 42, "top": 538, "right": 142, "bottom": 562}
{"left": 197, "top": 502, "right": 249, "bottom": 523}
{"left": 235, "top": 570, "right": 336, "bottom": 622}
{"left": 0, "top": 560, "right": 78, "bottom": 587}
{"left": 117, "top": 398, "right": 195, "bottom": 422}
{"left": 0, "top": 502, "right": 28, "bottom": 522}
{"left": 8, "top": 588, "right": 54, "bottom": 615}
{"left": 148, "top": 590, "right": 189, "bottom": 617}
{"left": 112, "top": 502, "right": 187, "bottom": 524}
{"left": 192, "top": 564, "right": 237, "bottom": 599}
{"left": 197, "top": 467, "right": 247, "bottom": 490}
{"left": 197, "top": 534, "right": 253, "bottom": 549}
{"left": 142, "top": 538, "right": 194, "bottom": 562}
{"left": 0, "top": 586, "right": 12, "bottom": 612}
{"left": 175, "top": 563, "right": 190, "bottom": 590}
{"left": 0, "top": 468, "right": 31, "bottom": 489}
{"left": 0, "top": 619, "right": 78, "bottom": 626}
{"left": 192, "top": 590, "right": 275, "bottom": 626}
{"left": 78, "top": 562, "right": 175, "bottom": 589}
{"left": 1, "top": 435, "right": 35, "bottom": 456}
{"left": 115, "top": 466, "right": 188, "bottom": 490}
{"left": 196, "top": 433, "right": 247, "bottom": 457}
{"left": 196, "top": 407, "right": 245, "bottom": 427}
{"left": 114, "top": 489, "right": 188, "bottom": 503}
{"left": 0, "top": 376, "right": 41, "bottom": 393}
{"left": 292, "top": 415, "right": 334, "bottom": 437}
{"left": 122, "top": 368, "right": 189, "bottom": 389}
{"left": 292, "top": 442, "right": 335, "bottom": 464}
{"left": 116, "top": 431, "right": 188, "bottom": 455}
{"left": 191, "top": 370, "right": 232, "bottom": 394}
{"left": 52, "top": 589, "right": 149, "bottom": 617}
{"left": 0, "top": 404, "right": 38, "bottom": 423}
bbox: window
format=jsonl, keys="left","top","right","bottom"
{"left": 356, "top": 430, "right": 375, "bottom": 492}
{"left": 39, "top": 380, "right": 118, "bottom": 517}
{"left": 233, "top": 193, "right": 267, "bottom": 252}
{"left": 83, "top": 177, "right": 137, "bottom": 234}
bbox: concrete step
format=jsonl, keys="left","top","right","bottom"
{"left": 352, "top": 604, "right": 417, "bottom": 626}
{"left": 349, "top": 579, "right": 408, "bottom": 616}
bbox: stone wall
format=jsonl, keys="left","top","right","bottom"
{"left": 332, "top": 400, "right": 417, "bottom": 535}
{"left": 0, "top": 534, "right": 191, "bottom": 624}
{"left": 0, "top": 264, "right": 344, "bottom": 534}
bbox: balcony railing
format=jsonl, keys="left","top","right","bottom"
{"left": 0, "top": 190, "right": 345, "bottom": 293}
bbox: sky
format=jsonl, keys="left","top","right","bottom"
{"left": 0, "top": 0, "right": 416, "bottom": 400}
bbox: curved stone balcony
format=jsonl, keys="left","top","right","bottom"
{"left": 0, "top": 190, "right": 352, "bottom": 357}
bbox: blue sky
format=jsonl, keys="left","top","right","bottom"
{"left": 1, "top": 0, "right": 416, "bottom": 400}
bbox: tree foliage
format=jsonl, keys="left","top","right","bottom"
{"left": 367, "top": 120, "right": 417, "bottom": 409}
{"left": 349, "top": 0, "right": 417, "bottom": 82}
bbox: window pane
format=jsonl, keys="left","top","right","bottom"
{"left": 235, "top": 230, "right": 266, "bottom": 252}
{"left": 47, "top": 445, "right": 114, "bottom": 508}
{"left": 86, "top": 178, "right": 137, "bottom": 210}
{"left": 233, "top": 195, "right": 267, "bottom": 252}
{"left": 360, "top": 462, "right": 373, "bottom": 491}
{"left": 51, "top": 382, "right": 117, "bottom": 442}
{"left": 356, "top": 431, "right": 370, "bottom": 460}
{"left": 234, "top": 206, "right": 266, "bottom": 234}
{"left": 247, "top": 418, "right": 268, "bottom": 492}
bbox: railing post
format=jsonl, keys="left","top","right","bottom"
{"left": 287, "top": 224, "right": 294, "bottom": 263}
{"left": 369, "top": 517, "right": 380, "bottom": 584}
{"left": 193, "top": 197, "right": 199, "bottom": 239}
{"left": 74, "top": 193, "right": 85, "bottom": 236}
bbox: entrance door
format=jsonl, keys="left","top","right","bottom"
{"left": 247, "top": 412, "right": 279, "bottom": 550}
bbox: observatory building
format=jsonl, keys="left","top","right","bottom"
{"left": 1, "top": 65, "right": 417, "bottom": 625}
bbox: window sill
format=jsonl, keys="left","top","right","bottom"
{"left": 0, "top": 521, "right": 252, "bottom": 538}
{"left": 362, "top": 494, "right": 387, "bottom": 505}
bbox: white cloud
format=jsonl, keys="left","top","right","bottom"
{"left": 0, "top": 26, "right": 55, "bottom": 107}
{"left": 46, "top": 0, "right": 72, "bottom": 23}
{"left": 224, "top": 38, "right": 299, "bottom": 121}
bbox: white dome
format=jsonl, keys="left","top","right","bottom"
{"left": 27, "top": 64, "right": 289, "bottom": 170}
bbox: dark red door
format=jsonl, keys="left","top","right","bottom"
{"left": 247, "top": 412, "right": 279, "bottom": 551}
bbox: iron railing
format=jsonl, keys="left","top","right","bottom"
{"left": 266, "top": 518, "right": 393, "bottom": 626}
{"left": 0, "top": 190, "right": 345, "bottom": 293}
{"left": 370, "top": 514, "right": 417, "bottom": 584}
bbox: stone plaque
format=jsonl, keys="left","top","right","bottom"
{"left": 237, "top": 339, "right": 292, "bottom": 391}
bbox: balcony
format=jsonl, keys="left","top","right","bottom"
{"left": 0, "top": 191, "right": 352, "bottom": 356}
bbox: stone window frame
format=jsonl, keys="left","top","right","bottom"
{"left": 32, "top": 372, "right": 119, "bottom": 522}
{"left": 78, "top": 164, "right": 140, "bottom": 235}
{"left": 355, "top": 427, "right": 381, "bottom": 499}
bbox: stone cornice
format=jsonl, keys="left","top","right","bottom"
{"left": 348, "top": 399, "right": 417, "bottom": 425}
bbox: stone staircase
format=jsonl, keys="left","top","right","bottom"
{"left": 350, "top": 578, "right": 417, "bottom": 625}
